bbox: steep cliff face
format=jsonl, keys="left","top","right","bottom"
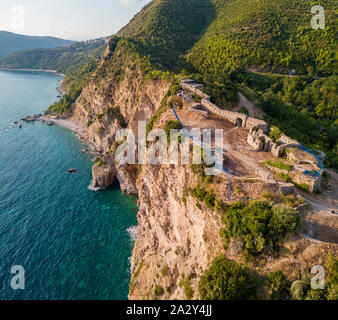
{"left": 129, "top": 164, "right": 224, "bottom": 299}
{"left": 130, "top": 161, "right": 338, "bottom": 300}
{"left": 71, "top": 38, "right": 170, "bottom": 192}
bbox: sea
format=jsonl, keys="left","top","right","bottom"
{"left": 0, "top": 70, "right": 138, "bottom": 300}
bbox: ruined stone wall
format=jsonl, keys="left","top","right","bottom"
{"left": 180, "top": 82, "right": 210, "bottom": 99}
{"left": 181, "top": 80, "right": 268, "bottom": 133}
{"left": 181, "top": 80, "right": 323, "bottom": 192}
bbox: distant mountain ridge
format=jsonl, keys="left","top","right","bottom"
{"left": 0, "top": 31, "right": 72, "bottom": 59}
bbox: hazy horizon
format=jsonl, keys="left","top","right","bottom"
{"left": 0, "top": 0, "right": 151, "bottom": 40}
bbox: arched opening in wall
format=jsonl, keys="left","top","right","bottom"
{"left": 235, "top": 118, "right": 243, "bottom": 127}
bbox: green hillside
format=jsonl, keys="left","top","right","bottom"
{"left": 30, "top": 0, "right": 338, "bottom": 168}
{"left": 187, "top": 0, "right": 337, "bottom": 77}
{"left": 0, "top": 31, "right": 72, "bottom": 59}
{"left": 118, "top": 0, "right": 215, "bottom": 70}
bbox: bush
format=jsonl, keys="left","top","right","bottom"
{"left": 161, "top": 265, "right": 170, "bottom": 277}
{"left": 306, "top": 289, "right": 327, "bottom": 300}
{"left": 305, "top": 253, "right": 338, "bottom": 300}
{"left": 239, "top": 106, "right": 249, "bottom": 116}
{"left": 214, "top": 198, "right": 227, "bottom": 214}
{"left": 146, "top": 93, "right": 169, "bottom": 135}
{"left": 294, "top": 183, "right": 309, "bottom": 192}
{"left": 221, "top": 201, "right": 299, "bottom": 255}
{"left": 291, "top": 280, "right": 309, "bottom": 300}
{"left": 103, "top": 106, "right": 127, "bottom": 128}
{"left": 326, "top": 253, "right": 338, "bottom": 300}
{"left": 191, "top": 185, "right": 216, "bottom": 209}
{"left": 97, "top": 127, "right": 104, "bottom": 135}
{"left": 278, "top": 172, "right": 292, "bottom": 182}
{"left": 269, "top": 205, "right": 300, "bottom": 238}
{"left": 154, "top": 285, "right": 164, "bottom": 297}
{"left": 198, "top": 256, "right": 256, "bottom": 300}
{"left": 164, "top": 120, "right": 181, "bottom": 143}
{"left": 267, "top": 271, "right": 290, "bottom": 300}
{"left": 269, "top": 126, "right": 283, "bottom": 143}
{"left": 95, "top": 158, "right": 106, "bottom": 168}
{"left": 179, "top": 275, "right": 194, "bottom": 299}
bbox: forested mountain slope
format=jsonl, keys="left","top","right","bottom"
{"left": 187, "top": 0, "right": 337, "bottom": 77}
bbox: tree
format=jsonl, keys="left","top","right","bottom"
{"left": 198, "top": 256, "right": 256, "bottom": 300}
{"left": 221, "top": 201, "right": 299, "bottom": 255}
{"left": 267, "top": 271, "right": 290, "bottom": 299}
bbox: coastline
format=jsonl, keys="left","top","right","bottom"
{"left": 0, "top": 68, "right": 65, "bottom": 77}
{"left": 38, "top": 115, "right": 98, "bottom": 154}
{"left": 39, "top": 116, "right": 78, "bottom": 132}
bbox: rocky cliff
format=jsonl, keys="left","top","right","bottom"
{"left": 71, "top": 38, "right": 170, "bottom": 193}
{"left": 130, "top": 163, "right": 224, "bottom": 299}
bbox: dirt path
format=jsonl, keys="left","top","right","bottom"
{"left": 232, "top": 92, "right": 263, "bottom": 118}
{"left": 300, "top": 191, "right": 338, "bottom": 216}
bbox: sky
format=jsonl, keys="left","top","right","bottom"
{"left": 0, "top": 0, "right": 151, "bottom": 40}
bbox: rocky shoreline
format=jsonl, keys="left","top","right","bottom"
{"left": 24, "top": 113, "right": 138, "bottom": 196}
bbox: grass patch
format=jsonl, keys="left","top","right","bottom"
{"left": 133, "top": 259, "right": 145, "bottom": 280}
{"left": 265, "top": 160, "right": 293, "bottom": 171}
{"left": 278, "top": 172, "right": 292, "bottom": 182}
{"left": 238, "top": 86, "right": 257, "bottom": 102}
{"left": 294, "top": 182, "right": 310, "bottom": 192}
{"left": 161, "top": 265, "right": 170, "bottom": 277}
{"left": 179, "top": 274, "right": 194, "bottom": 299}
{"left": 154, "top": 285, "right": 164, "bottom": 297}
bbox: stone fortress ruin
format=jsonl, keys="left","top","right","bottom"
{"left": 180, "top": 79, "right": 325, "bottom": 192}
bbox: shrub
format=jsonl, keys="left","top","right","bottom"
{"left": 154, "top": 285, "right": 164, "bottom": 297}
{"left": 269, "top": 205, "right": 300, "bottom": 239}
{"left": 214, "top": 198, "right": 227, "bottom": 214}
{"left": 190, "top": 163, "right": 205, "bottom": 177}
{"left": 192, "top": 185, "right": 216, "bottom": 209}
{"left": 179, "top": 275, "right": 194, "bottom": 299}
{"left": 221, "top": 201, "right": 299, "bottom": 255}
{"left": 168, "top": 80, "right": 180, "bottom": 96}
{"left": 278, "top": 172, "right": 291, "bottom": 182}
{"left": 175, "top": 246, "right": 182, "bottom": 255}
{"left": 95, "top": 158, "right": 106, "bottom": 168}
{"left": 326, "top": 253, "right": 338, "bottom": 300}
{"left": 164, "top": 120, "right": 181, "bottom": 143}
{"left": 267, "top": 271, "right": 290, "bottom": 300}
{"left": 161, "top": 265, "right": 170, "bottom": 277}
{"left": 294, "top": 183, "right": 309, "bottom": 192}
{"left": 306, "top": 289, "right": 327, "bottom": 300}
{"left": 239, "top": 106, "right": 249, "bottom": 116}
{"left": 291, "top": 280, "right": 309, "bottom": 300}
{"left": 146, "top": 93, "right": 169, "bottom": 135}
{"left": 97, "top": 127, "right": 104, "bottom": 135}
{"left": 132, "top": 259, "right": 144, "bottom": 280}
{"left": 269, "top": 126, "right": 283, "bottom": 143}
{"left": 198, "top": 256, "right": 256, "bottom": 300}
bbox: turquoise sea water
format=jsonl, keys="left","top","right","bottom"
{"left": 0, "top": 71, "right": 138, "bottom": 300}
